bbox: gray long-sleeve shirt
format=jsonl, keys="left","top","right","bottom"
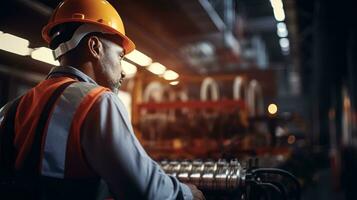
{"left": 0, "top": 66, "right": 192, "bottom": 200}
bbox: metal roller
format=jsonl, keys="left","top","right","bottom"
{"left": 159, "top": 159, "right": 246, "bottom": 192}
{"left": 159, "top": 159, "right": 301, "bottom": 200}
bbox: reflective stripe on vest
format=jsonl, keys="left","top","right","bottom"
{"left": 41, "top": 82, "right": 98, "bottom": 178}
{"left": 65, "top": 85, "right": 110, "bottom": 178}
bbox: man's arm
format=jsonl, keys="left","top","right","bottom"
{"left": 81, "top": 92, "right": 195, "bottom": 200}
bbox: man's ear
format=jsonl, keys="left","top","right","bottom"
{"left": 87, "top": 36, "right": 102, "bottom": 59}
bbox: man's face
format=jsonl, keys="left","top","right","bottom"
{"left": 96, "top": 36, "right": 126, "bottom": 94}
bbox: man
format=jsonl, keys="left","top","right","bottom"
{"left": 0, "top": 0, "right": 205, "bottom": 199}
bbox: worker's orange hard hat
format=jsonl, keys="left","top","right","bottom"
{"left": 42, "top": 0, "right": 135, "bottom": 54}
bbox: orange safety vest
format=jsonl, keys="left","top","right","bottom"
{"left": 0, "top": 76, "right": 111, "bottom": 199}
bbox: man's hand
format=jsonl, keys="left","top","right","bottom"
{"left": 186, "top": 184, "right": 205, "bottom": 200}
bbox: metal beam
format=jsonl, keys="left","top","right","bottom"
{"left": 0, "top": 64, "right": 45, "bottom": 83}
{"left": 16, "top": 0, "right": 52, "bottom": 16}
{"left": 198, "top": 0, "right": 226, "bottom": 32}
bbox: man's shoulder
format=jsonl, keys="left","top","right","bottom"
{"left": 70, "top": 81, "right": 102, "bottom": 90}
{"left": 48, "top": 81, "right": 113, "bottom": 113}
{"left": 93, "top": 91, "right": 122, "bottom": 107}
{"left": 90, "top": 90, "right": 129, "bottom": 117}
{"left": 67, "top": 82, "right": 111, "bottom": 98}
{"left": 52, "top": 81, "right": 125, "bottom": 113}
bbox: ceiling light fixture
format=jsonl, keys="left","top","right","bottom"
{"left": 31, "top": 47, "right": 60, "bottom": 66}
{"left": 0, "top": 33, "right": 32, "bottom": 56}
{"left": 277, "top": 22, "right": 288, "bottom": 37}
{"left": 169, "top": 81, "right": 179, "bottom": 85}
{"left": 125, "top": 49, "right": 152, "bottom": 66}
{"left": 147, "top": 62, "right": 166, "bottom": 75}
{"left": 163, "top": 70, "right": 179, "bottom": 80}
{"left": 270, "top": 0, "right": 285, "bottom": 21}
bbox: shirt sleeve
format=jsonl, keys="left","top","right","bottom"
{"left": 81, "top": 92, "right": 193, "bottom": 200}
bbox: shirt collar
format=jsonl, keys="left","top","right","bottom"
{"left": 46, "top": 66, "right": 97, "bottom": 85}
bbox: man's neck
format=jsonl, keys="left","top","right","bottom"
{"left": 60, "top": 60, "right": 96, "bottom": 82}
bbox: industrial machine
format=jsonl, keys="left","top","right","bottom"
{"left": 160, "top": 159, "right": 300, "bottom": 200}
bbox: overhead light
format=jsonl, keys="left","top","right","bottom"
{"left": 0, "top": 33, "right": 31, "bottom": 56}
{"left": 279, "top": 37, "right": 290, "bottom": 55}
{"left": 268, "top": 103, "right": 278, "bottom": 115}
{"left": 163, "top": 70, "right": 179, "bottom": 80}
{"left": 279, "top": 38, "right": 289, "bottom": 49}
{"left": 170, "top": 81, "right": 179, "bottom": 85}
{"left": 270, "top": 0, "right": 285, "bottom": 21}
{"left": 273, "top": 9, "right": 285, "bottom": 21}
{"left": 125, "top": 49, "right": 152, "bottom": 66}
{"left": 121, "top": 60, "right": 137, "bottom": 78}
{"left": 147, "top": 62, "right": 166, "bottom": 75}
{"left": 31, "top": 47, "right": 60, "bottom": 66}
{"left": 277, "top": 22, "right": 288, "bottom": 37}
{"left": 270, "top": 0, "right": 283, "bottom": 9}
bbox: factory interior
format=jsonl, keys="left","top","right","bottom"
{"left": 0, "top": 0, "right": 356, "bottom": 199}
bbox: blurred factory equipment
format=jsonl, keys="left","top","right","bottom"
{"left": 2, "top": 0, "right": 355, "bottom": 199}
{"left": 160, "top": 159, "right": 300, "bottom": 200}
{"left": 247, "top": 80, "right": 264, "bottom": 117}
{"left": 201, "top": 77, "right": 220, "bottom": 101}
{"left": 233, "top": 76, "right": 246, "bottom": 101}
{"left": 134, "top": 72, "right": 305, "bottom": 171}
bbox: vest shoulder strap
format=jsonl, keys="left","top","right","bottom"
{"left": 42, "top": 82, "right": 110, "bottom": 178}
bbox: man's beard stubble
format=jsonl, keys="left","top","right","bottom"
{"left": 100, "top": 64, "right": 121, "bottom": 94}
{"left": 110, "top": 81, "right": 121, "bottom": 95}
